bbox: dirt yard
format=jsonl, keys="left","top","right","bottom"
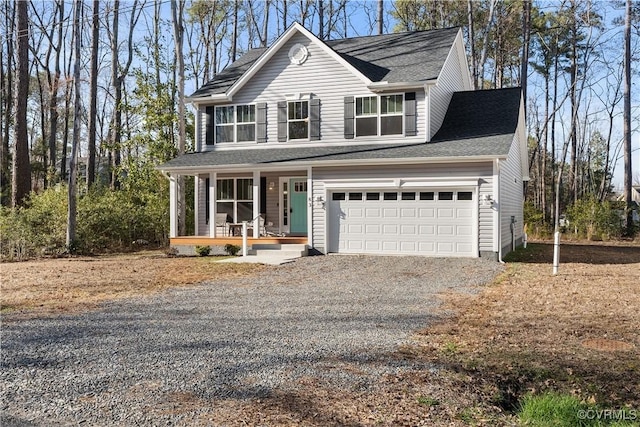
{"left": 0, "top": 252, "right": 264, "bottom": 317}
{"left": 1, "top": 242, "right": 639, "bottom": 425}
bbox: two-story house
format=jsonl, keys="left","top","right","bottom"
{"left": 159, "top": 23, "right": 528, "bottom": 260}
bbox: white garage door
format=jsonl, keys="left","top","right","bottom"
{"left": 328, "top": 189, "right": 475, "bottom": 256}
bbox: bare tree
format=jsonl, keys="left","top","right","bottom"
{"left": 87, "top": 0, "right": 99, "bottom": 186}
{"left": 0, "top": 1, "right": 14, "bottom": 206}
{"left": 623, "top": 0, "right": 633, "bottom": 234}
{"left": 12, "top": 0, "right": 30, "bottom": 207}
{"left": 107, "top": 0, "right": 142, "bottom": 189}
{"left": 67, "top": 0, "right": 82, "bottom": 248}
{"left": 171, "top": 0, "right": 187, "bottom": 235}
{"left": 377, "top": 0, "right": 383, "bottom": 35}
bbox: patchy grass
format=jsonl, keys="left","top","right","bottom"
{"left": 0, "top": 251, "right": 265, "bottom": 317}
{"left": 518, "top": 392, "right": 638, "bottom": 426}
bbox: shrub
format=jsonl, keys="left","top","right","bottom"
{"left": 224, "top": 244, "right": 240, "bottom": 256}
{"left": 524, "top": 202, "right": 552, "bottom": 238}
{"left": 0, "top": 184, "right": 170, "bottom": 260}
{"left": 194, "top": 245, "right": 211, "bottom": 257}
{"left": 565, "top": 197, "right": 623, "bottom": 240}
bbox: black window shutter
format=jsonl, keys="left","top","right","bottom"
{"left": 404, "top": 92, "right": 417, "bottom": 136}
{"left": 344, "top": 96, "right": 354, "bottom": 139}
{"left": 257, "top": 103, "right": 267, "bottom": 143}
{"left": 205, "top": 106, "right": 214, "bottom": 145}
{"left": 260, "top": 177, "right": 267, "bottom": 214}
{"left": 309, "top": 98, "right": 320, "bottom": 140}
{"left": 277, "top": 101, "right": 287, "bottom": 142}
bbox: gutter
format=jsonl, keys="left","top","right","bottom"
{"left": 156, "top": 154, "right": 506, "bottom": 174}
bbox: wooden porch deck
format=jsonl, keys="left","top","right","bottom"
{"left": 170, "top": 236, "right": 309, "bottom": 246}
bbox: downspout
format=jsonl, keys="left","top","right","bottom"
{"left": 496, "top": 159, "right": 505, "bottom": 264}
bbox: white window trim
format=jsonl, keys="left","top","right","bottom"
{"left": 214, "top": 104, "right": 257, "bottom": 144}
{"left": 216, "top": 177, "right": 254, "bottom": 223}
{"left": 287, "top": 100, "right": 309, "bottom": 140}
{"left": 354, "top": 93, "right": 404, "bottom": 137}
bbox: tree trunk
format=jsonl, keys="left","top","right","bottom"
{"left": 67, "top": 0, "right": 82, "bottom": 248}
{"left": 110, "top": 0, "right": 121, "bottom": 189}
{"left": 282, "top": 0, "right": 287, "bottom": 31}
{"left": 623, "top": 0, "right": 633, "bottom": 234}
{"left": 47, "top": 0, "right": 63, "bottom": 187}
{"left": 478, "top": 0, "right": 496, "bottom": 89}
{"left": 232, "top": 1, "right": 238, "bottom": 61}
{"left": 467, "top": 0, "right": 476, "bottom": 89}
{"left": 319, "top": 0, "right": 324, "bottom": 39}
{"left": 171, "top": 0, "right": 187, "bottom": 236}
{"left": 377, "top": 0, "right": 383, "bottom": 34}
{"left": 1, "top": 2, "right": 14, "bottom": 206}
{"left": 12, "top": 0, "right": 31, "bottom": 207}
{"left": 520, "top": 0, "right": 530, "bottom": 116}
{"left": 87, "top": 0, "right": 99, "bottom": 187}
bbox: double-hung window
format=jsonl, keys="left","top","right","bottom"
{"left": 354, "top": 94, "right": 403, "bottom": 137}
{"left": 214, "top": 104, "right": 256, "bottom": 143}
{"left": 380, "top": 94, "right": 403, "bottom": 135}
{"left": 288, "top": 101, "right": 308, "bottom": 139}
{"left": 355, "top": 96, "right": 378, "bottom": 136}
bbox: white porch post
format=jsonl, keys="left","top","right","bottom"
{"left": 194, "top": 176, "right": 199, "bottom": 236}
{"left": 307, "top": 167, "right": 313, "bottom": 247}
{"left": 209, "top": 172, "right": 217, "bottom": 238}
{"left": 169, "top": 174, "right": 178, "bottom": 238}
{"left": 253, "top": 170, "right": 260, "bottom": 238}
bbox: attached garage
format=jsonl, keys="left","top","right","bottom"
{"left": 327, "top": 188, "right": 478, "bottom": 257}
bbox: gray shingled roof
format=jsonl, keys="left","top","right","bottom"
{"left": 189, "top": 26, "right": 459, "bottom": 98}
{"left": 160, "top": 88, "right": 521, "bottom": 171}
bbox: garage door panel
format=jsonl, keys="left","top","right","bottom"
{"left": 437, "top": 208, "right": 454, "bottom": 218}
{"left": 382, "top": 224, "right": 398, "bottom": 234}
{"left": 419, "top": 241, "right": 435, "bottom": 252}
{"left": 457, "top": 225, "right": 472, "bottom": 236}
{"left": 457, "top": 208, "right": 473, "bottom": 219}
{"left": 383, "top": 208, "right": 399, "bottom": 218}
{"left": 419, "top": 208, "right": 435, "bottom": 218}
{"left": 401, "top": 208, "right": 416, "bottom": 217}
{"left": 382, "top": 241, "right": 398, "bottom": 251}
{"left": 437, "top": 225, "right": 454, "bottom": 236}
{"left": 400, "top": 224, "right": 416, "bottom": 235}
{"left": 365, "top": 208, "right": 381, "bottom": 218}
{"left": 437, "top": 242, "right": 454, "bottom": 253}
{"left": 329, "top": 189, "right": 475, "bottom": 256}
{"left": 365, "top": 240, "right": 380, "bottom": 250}
{"left": 347, "top": 224, "right": 363, "bottom": 234}
{"left": 419, "top": 225, "right": 435, "bottom": 235}
{"left": 365, "top": 224, "right": 380, "bottom": 234}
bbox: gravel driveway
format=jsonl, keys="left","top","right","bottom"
{"left": 1, "top": 255, "right": 502, "bottom": 426}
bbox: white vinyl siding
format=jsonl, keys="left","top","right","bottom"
{"left": 199, "top": 33, "right": 426, "bottom": 149}
{"left": 311, "top": 163, "right": 494, "bottom": 254}
{"left": 499, "top": 133, "right": 524, "bottom": 255}
{"left": 429, "top": 33, "right": 469, "bottom": 140}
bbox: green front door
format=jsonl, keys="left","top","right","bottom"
{"left": 289, "top": 178, "right": 308, "bottom": 235}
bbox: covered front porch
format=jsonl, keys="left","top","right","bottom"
{"left": 167, "top": 166, "right": 313, "bottom": 247}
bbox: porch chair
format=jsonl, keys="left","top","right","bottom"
{"left": 215, "top": 213, "right": 230, "bottom": 236}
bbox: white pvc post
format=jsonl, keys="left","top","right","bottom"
{"left": 552, "top": 231, "right": 560, "bottom": 275}
{"left": 242, "top": 221, "right": 248, "bottom": 257}
{"left": 524, "top": 232, "right": 528, "bottom": 249}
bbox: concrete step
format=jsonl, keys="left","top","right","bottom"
{"left": 247, "top": 244, "right": 308, "bottom": 258}
{"left": 248, "top": 249, "right": 306, "bottom": 257}
{"left": 250, "top": 243, "right": 308, "bottom": 252}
